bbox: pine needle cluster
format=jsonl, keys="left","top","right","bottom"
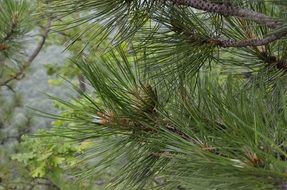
{"left": 26, "top": 0, "right": 287, "bottom": 189}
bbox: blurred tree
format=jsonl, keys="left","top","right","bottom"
{"left": 0, "top": 0, "right": 57, "bottom": 189}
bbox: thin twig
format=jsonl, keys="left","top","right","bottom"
{"left": 28, "top": 20, "right": 52, "bottom": 63}
{"left": 217, "top": 33, "right": 287, "bottom": 48}
{"left": 173, "top": 22, "right": 287, "bottom": 49}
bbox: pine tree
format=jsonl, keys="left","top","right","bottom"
{"left": 20, "top": 0, "right": 287, "bottom": 189}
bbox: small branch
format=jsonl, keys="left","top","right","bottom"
{"left": 203, "top": 36, "right": 287, "bottom": 70}
{"left": 171, "top": 23, "right": 287, "bottom": 71}
{"left": 0, "top": 19, "right": 52, "bottom": 87}
{"left": 0, "top": 70, "right": 25, "bottom": 87}
{"left": 169, "top": 0, "right": 287, "bottom": 70}
{"left": 172, "top": 0, "right": 282, "bottom": 29}
{"left": 164, "top": 122, "right": 192, "bottom": 142}
{"left": 0, "top": 16, "right": 18, "bottom": 52}
{"left": 217, "top": 33, "right": 287, "bottom": 48}
{"left": 173, "top": 23, "right": 287, "bottom": 48}
{"left": 259, "top": 53, "right": 287, "bottom": 71}
{"left": 1, "top": 17, "right": 18, "bottom": 43}
{"left": 28, "top": 19, "right": 52, "bottom": 63}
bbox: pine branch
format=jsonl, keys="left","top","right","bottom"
{"left": 260, "top": 53, "right": 287, "bottom": 71}
{"left": 217, "top": 34, "right": 287, "bottom": 48}
{"left": 0, "top": 19, "right": 52, "bottom": 87}
{"left": 1, "top": 15, "right": 18, "bottom": 43}
{"left": 171, "top": 23, "right": 287, "bottom": 71}
{"left": 172, "top": 0, "right": 282, "bottom": 29}
{"left": 28, "top": 19, "right": 52, "bottom": 63}
{"left": 214, "top": 36, "right": 287, "bottom": 70}
{"left": 0, "top": 13, "right": 19, "bottom": 51}
{"left": 175, "top": 30, "right": 287, "bottom": 49}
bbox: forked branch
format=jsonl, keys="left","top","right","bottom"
{"left": 172, "top": 0, "right": 282, "bottom": 29}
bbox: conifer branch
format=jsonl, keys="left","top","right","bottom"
{"left": 172, "top": 24, "right": 287, "bottom": 71}
{"left": 172, "top": 0, "right": 282, "bottom": 29}
{"left": 208, "top": 36, "right": 287, "bottom": 70}
{"left": 259, "top": 53, "right": 287, "bottom": 71}
{"left": 0, "top": 19, "right": 52, "bottom": 87}
{"left": 217, "top": 33, "right": 287, "bottom": 48}
{"left": 1, "top": 16, "right": 18, "bottom": 42}
{"left": 28, "top": 19, "right": 52, "bottom": 63}
{"left": 183, "top": 32, "right": 287, "bottom": 49}
{"left": 0, "top": 13, "right": 18, "bottom": 51}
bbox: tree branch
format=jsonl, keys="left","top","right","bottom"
{"left": 1, "top": 17, "right": 18, "bottom": 43}
{"left": 259, "top": 52, "right": 287, "bottom": 71}
{"left": 195, "top": 35, "right": 287, "bottom": 70}
{"left": 216, "top": 33, "right": 287, "bottom": 48}
{"left": 0, "top": 19, "right": 52, "bottom": 87}
{"left": 0, "top": 15, "right": 19, "bottom": 52}
{"left": 172, "top": 0, "right": 282, "bottom": 29}
{"left": 28, "top": 20, "right": 51, "bottom": 63}
{"left": 172, "top": 22, "right": 287, "bottom": 49}
{"left": 171, "top": 22, "right": 287, "bottom": 71}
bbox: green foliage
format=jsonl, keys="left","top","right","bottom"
{"left": 12, "top": 133, "right": 82, "bottom": 178}
{"left": 12, "top": 0, "right": 287, "bottom": 190}
{"left": 32, "top": 49, "right": 287, "bottom": 189}
{"left": 0, "top": 0, "right": 32, "bottom": 58}
{"left": 0, "top": 91, "right": 35, "bottom": 189}
{"left": 0, "top": 0, "right": 33, "bottom": 82}
{"left": 0, "top": 0, "right": 58, "bottom": 189}
{"left": 43, "top": 16, "right": 114, "bottom": 88}
{"left": 45, "top": 0, "right": 158, "bottom": 47}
